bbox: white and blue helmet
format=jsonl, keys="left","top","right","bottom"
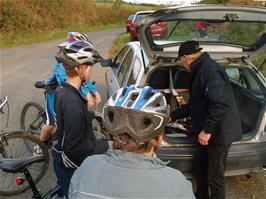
{"left": 103, "top": 85, "right": 169, "bottom": 142}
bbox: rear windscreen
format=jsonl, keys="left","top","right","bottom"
{"left": 148, "top": 20, "right": 265, "bottom": 47}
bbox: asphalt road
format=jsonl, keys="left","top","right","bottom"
{"left": 1, "top": 28, "right": 265, "bottom": 198}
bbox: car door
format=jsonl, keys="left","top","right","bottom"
{"left": 105, "top": 45, "right": 130, "bottom": 97}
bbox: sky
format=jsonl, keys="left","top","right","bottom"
{"left": 122, "top": 0, "right": 201, "bottom": 5}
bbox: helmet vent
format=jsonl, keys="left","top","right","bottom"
{"left": 84, "top": 48, "right": 93, "bottom": 52}
{"left": 143, "top": 118, "right": 152, "bottom": 127}
{"left": 108, "top": 111, "right": 114, "bottom": 123}
{"left": 77, "top": 56, "right": 87, "bottom": 60}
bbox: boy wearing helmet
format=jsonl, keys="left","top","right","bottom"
{"left": 52, "top": 40, "right": 112, "bottom": 198}
{"left": 69, "top": 85, "right": 195, "bottom": 199}
{"left": 39, "top": 32, "right": 102, "bottom": 145}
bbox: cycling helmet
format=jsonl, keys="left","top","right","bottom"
{"left": 56, "top": 40, "right": 103, "bottom": 70}
{"left": 103, "top": 85, "right": 169, "bottom": 143}
{"left": 67, "top": 32, "right": 90, "bottom": 42}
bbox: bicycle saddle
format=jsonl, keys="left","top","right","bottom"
{"left": 0, "top": 156, "right": 45, "bottom": 173}
{"left": 35, "top": 80, "right": 47, "bottom": 89}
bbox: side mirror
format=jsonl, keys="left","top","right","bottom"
{"left": 101, "top": 59, "right": 113, "bottom": 67}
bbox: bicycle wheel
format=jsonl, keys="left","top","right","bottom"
{"left": 20, "top": 102, "right": 46, "bottom": 131}
{"left": 0, "top": 130, "right": 49, "bottom": 196}
{"left": 20, "top": 102, "right": 46, "bottom": 151}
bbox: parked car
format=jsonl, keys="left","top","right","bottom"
{"left": 129, "top": 11, "right": 168, "bottom": 41}
{"left": 126, "top": 15, "right": 134, "bottom": 33}
{"left": 130, "top": 11, "right": 153, "bottom": 41}
{"left": 102, "top": 5, "right": 266, "bottom": 178}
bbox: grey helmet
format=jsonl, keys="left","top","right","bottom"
{"left": 56, "top": 40, "right": 103, "bottom": 70}
{"left": 103, "top": 85, "right": 169, "bottom": 143}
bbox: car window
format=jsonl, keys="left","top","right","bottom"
{"left": 114, "top": 46, "right": 130, "bottom": 75}
{"left": 226, "top": 67, "right": 264, "bottom": 97}
{"left": 128, "top": 57, "right": 141, "bottom": 85}
{"left": 118, "top": 49, "right": 134, "bottom": 86}
{"left": 226, "top": 68, "right": 247, "bottom": 89}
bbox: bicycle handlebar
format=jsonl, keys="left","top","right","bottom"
{"left": 0, "top": 96, "right": 8, "bottom": 111}
{"left": 34, "top": 81, "right": 47, "bottom": 89}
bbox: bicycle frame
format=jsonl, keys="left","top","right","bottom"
{"left": 23, "top": 168, "right": 61, "bottom": 199}
{"left": 29, "top": 109, "right": 46, "bottom": 130}
{"left": 0, "top": 96, "right": 9, "bottom": 131}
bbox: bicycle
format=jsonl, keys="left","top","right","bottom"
{"left": 0, "top": 152, "right": 60, "bottom": 199}
{"left": 0, "top": 96, "right": 49, "bottom": 196}
{"left": 20, "top": 81, "right": 49, "bottom": 151}
{"left": 21, "top": 80, "right": 106, "bottom": 142}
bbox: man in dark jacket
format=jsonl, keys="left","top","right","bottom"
{"left": 170, "top": 40, "right": 242, "bottom": 199}
{"left": 52, "top": 40, "right": 111, "bottom": 198}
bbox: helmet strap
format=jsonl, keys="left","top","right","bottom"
{"left": 74, "top": 67, "right": 86, "bottom": 86}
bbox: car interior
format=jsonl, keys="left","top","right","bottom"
{"left": 146, "top": 64, "right": 265, "bottom": 143}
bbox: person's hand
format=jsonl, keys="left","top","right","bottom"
{"left": 86, "top": 92, "right": 94, "bottom": 109}
{"left": 94, "top": 91, "right": 101, "bottom": 106}
{"left": 198, "top": 130, "right": 211, "bottom": 145}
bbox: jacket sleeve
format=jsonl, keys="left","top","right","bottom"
{"left": 62, "top": 100, "right": 108, "bottom": 164}
{"left": 203, "top": 69, "right": 231, "bottom": 134}
{"left": 170, "top": 103, "right": 191, "bottom": 122}
{"left": 54, "top": 63, "right": 67, "bottom": 84}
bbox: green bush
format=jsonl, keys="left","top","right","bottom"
{"left": 0, "top": 0, "right": 155, "bottom": 47}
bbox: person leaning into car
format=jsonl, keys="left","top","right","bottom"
{"left": 170, "top": 40, "right": 242, "bottom": 199}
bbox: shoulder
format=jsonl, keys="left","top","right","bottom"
{"left": 162, "top": 166, "right": 188, "bottom": 181}
{"left": 72, "top": 154, "right": 107, "bottom": 180}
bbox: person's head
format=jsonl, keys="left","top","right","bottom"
{"left": 176, "top": 40, "right": 203, "bottom": 72}
{"left": 66, "top": 32, "right": 91, "bottom": 43}
{"left": 103, "top": 85, "right": 169, "bottom": 155}
{"left": 56, "top": 40, "right": 103, "bottom": 84}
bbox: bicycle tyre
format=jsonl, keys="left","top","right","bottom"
{"left": 20, "top": 102, "right": 45, "bottom": 131}
{"left": 0, "top": 130, "right": 49, "bottom": 196}
{"left": 20, "top": 102, "right": 46, "bottom": 151}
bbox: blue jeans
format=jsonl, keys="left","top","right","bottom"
{"left": 53, "top": 159, "right": 75, "bottom": 198}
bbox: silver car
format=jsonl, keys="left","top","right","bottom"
{"left": 102, "top": 4, "right": 266, "bottom": 178}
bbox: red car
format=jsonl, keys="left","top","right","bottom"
{"left": 150, "top": 22, "right": 168, "bottom": 40}
{"left": 126, "top": 15, "right": 134, "bottom": 33}
{"left": 130, "top": 11, "right": 153, "bottom": 41}
{"left": 130, "top": 11, "right": 168, "bottom": 41}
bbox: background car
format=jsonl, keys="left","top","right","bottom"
{"left": 126, "top": 15, "right": 134, "bottom": 33}
{"left": 130, "top": 11, "right": 153, "bottom": 41}
{"left": 102, "top": 5, "right": 266, "bottom": 178}
{"left": 129, "top": 11, "right": 168, "bottom": 41}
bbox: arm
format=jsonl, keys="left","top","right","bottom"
{"left": 61, "top": 100, "right": 108, "bottom": 165}
{"left": 85, "top": 92, "right": 95, "bottom": 109}
{"left": 170, "top": 103, "right": 191, "bottom": 122}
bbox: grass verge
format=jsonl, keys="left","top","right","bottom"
{"left": 108, "top": 33, "right": 130, "bottom": 59}
{"left": 1, "top": 24, "right": 123, "bottom": 48}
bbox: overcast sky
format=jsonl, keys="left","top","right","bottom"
{"left": 122, "top": 0, "right": 201, "bottom": 5}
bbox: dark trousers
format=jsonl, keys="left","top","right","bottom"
{"left": 53, "top": 159, "right": 75, "bottom": 198}
{"left": 195, "top": 144, "right": 231, "bottom": 199}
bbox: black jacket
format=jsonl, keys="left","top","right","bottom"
{"left": 53, "top": 82, "right": 108, "bottom": 168}
{"left": 171, "top": 53, "right": 242, "bottom": 145}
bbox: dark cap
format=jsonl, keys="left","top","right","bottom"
{"left": 176, "top": 40, "right": 203, "bottom": 61}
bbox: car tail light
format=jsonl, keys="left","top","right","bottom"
{"left": 15, "top": 177, "right": 25, "bottom": 185}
